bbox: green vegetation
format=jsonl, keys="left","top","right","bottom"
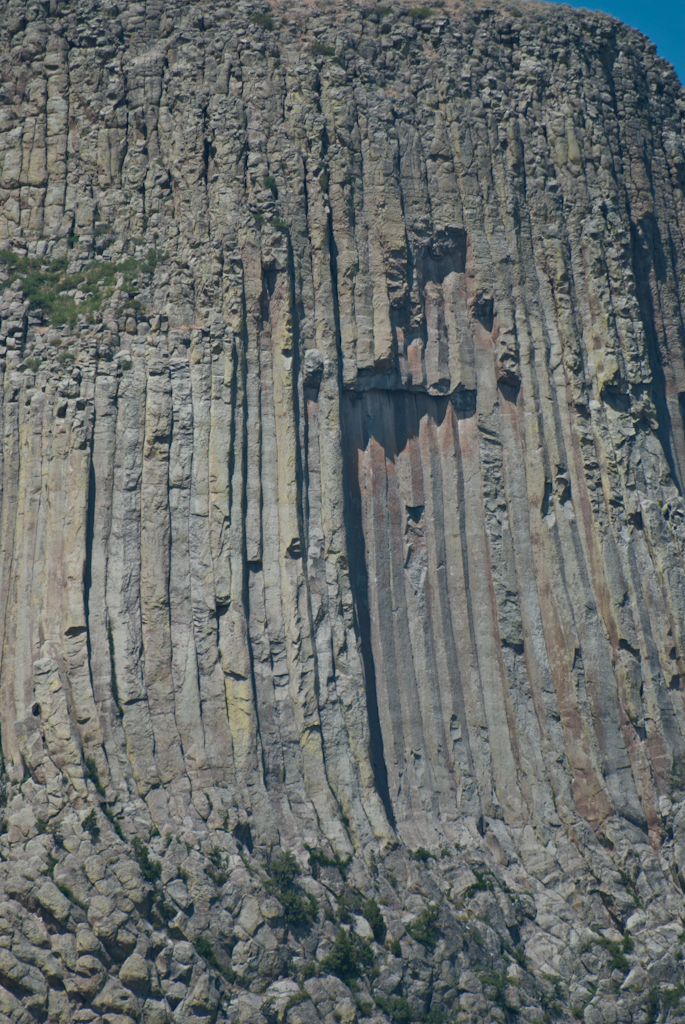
{"left": 82, "top": 809, "right": 100, "bottom": 840}
{"left": 266, "top": 850, "right": 318, "bottom": 928}
{"left": 84, "top": 757, "right": 105, "bottom": 796}
{"left": 206, "top": 846, "right": 227, "bottom": 887}
{"left": 662, "top": 984, "right": 685, "bottom": 1011}
{"left": 131, "top": 837, "right": 162, "bottom": 883}
{"left": 102, "top": 804, "right": 124, "bottom": 840}
{"left": 406, "top": 904, "right": 440, "bottom": 950}
{"left": 56, "top": 881, "right": 88, "bottom": 911}
{"left": 284, "top": 991, "right": 309, "bottom": 1013}
{"left": 0, "top": 249, "right": 160, "bottom": 328}
{"left": 374, "top": 995, "right": 412, "bottom": 1024}
{"left": 195, "top": 934, "right": 236, "bottom": 982}
{"left": 511, "top": 942, "right": 528, "bottom": 969}
{"left": 149, "top": 890, "right": 175, "bottom": 927}
{"left": 389, "top": 937, "right": 402, "bottom": 957}
{"left": 464, "top": 868, "right": 494, "bottom": 898}
{"left": 311, "top": 43, "right": 335, "bottom": 56}
{"left": 578, "top": 932, "right": 633, "bottom": 974}
{"left": 645, "top": 985, "right": 660, "bottom": 1024}
{"left": 480, "top": 968, "right": 520, "bottom": 1014}
{"left": 306, "top": 845, "right": 352, "bottom": 880}
{"left": 362, "top": 898, "right": 387, "bottom": 944}
{"left": 410, "top": 847, "right": 433, "bottom": 863}
{"left": 335, "top": 888, "right": 363, "bottom": 924}
{"left": 263, "top": 174, "right": 277, "bottom": 194}
{"left": 373, "top": 996, "right": 447, "bottom": 1024}
{"left": 319, "top": 928, "right": 374, "bottom": 982}
{"left": 251, "top": 12, "right": 273, "bottom": 29}
{"left": 407, "top": 7, "right": 434, "bottom": 18}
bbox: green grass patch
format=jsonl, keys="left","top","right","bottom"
{"left": 0, "top": 248, "right": 160, "bottom": 328}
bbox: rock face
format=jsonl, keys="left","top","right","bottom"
{"left": 0, "top": 0, "right": 685, "bottom": 1020}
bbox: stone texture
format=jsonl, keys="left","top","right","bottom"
{"left": 0, "top": 0, "right": 684, "bottom": 1021}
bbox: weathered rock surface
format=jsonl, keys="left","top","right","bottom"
{"left": 0, "top": 0, "right": 685, "bottom": 1020}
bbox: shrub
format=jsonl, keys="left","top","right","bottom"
{"left": 251, "top": 12, "right": 273, "bottom": 29}
{"left": 482, "top": 969, "right": 519, "bottom": 1012}
{"left": 374, "top": 996, "right": 413, "bottom": 1024}
{"left": 307, "top": 846, "right": 351, "bottom": 880}
{"left": 662, "top": 984, "right": 685, "bottom": 1011}
{"left": 269, "top": 850, "right": 300, "bottom": 889}
{"left": 82, "top": 809, "right": 100, "bottom": 840}
{"left": 84, "top": 757, "right": 105, "bottom": 796}
{"left": 131, "top": 837, "right": 162, "bottom": 883}
{"left": 464, "top": 868, "right": 493, "bottom": 898}
{"left": 362, "top": 898, "right": 387, "bottom": 944}
{"left": 319, "top": 929, "right": 374, "bottom": 982}
{"left": 389, "top": 938, "right": 402, "bottom": 957}
{"left": 102, "top": 804, "right": 124, "bottom": 840}
{"left": 266, "top": 850, "right": 317, "bottom": 928}
{"left": 311, "top": 43, "right": 335, "bottom": 56}
{"left": 410, "top": 847, "right": 432, "bottom": 863}
{"left": 406, "top": 905, "right": 439, "bottom": 950}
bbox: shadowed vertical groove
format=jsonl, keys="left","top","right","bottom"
{"left": 341, "top": 398, "right": 395, "bottom": 828}
{"left": 631, "top": 218, "right": 681, "bottom": 492}
{"left": 83, "top": 417, "right": 96, "bottom": 684}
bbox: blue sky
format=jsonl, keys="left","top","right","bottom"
{"left": 542, "top": 0, "right": 685, "bottom": 83}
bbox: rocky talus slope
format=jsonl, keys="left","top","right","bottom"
{"left": 0, "top": 0, "right": 685, "bottom": 1020}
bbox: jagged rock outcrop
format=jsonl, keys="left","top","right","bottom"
{"left": 0, "top": 0, "right": 685, "bottom": 1021}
